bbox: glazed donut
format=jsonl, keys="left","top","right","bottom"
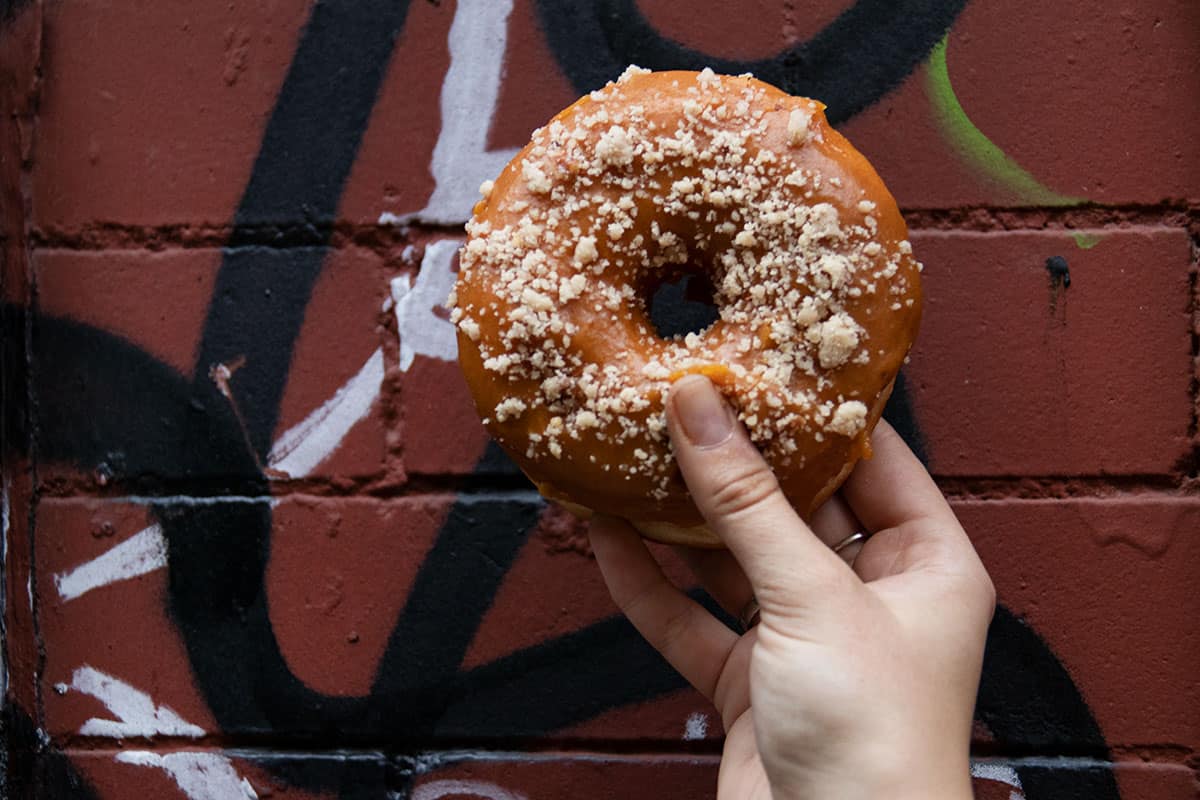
{"left": 449, "top": 67, "right": 921, "bottom": 547}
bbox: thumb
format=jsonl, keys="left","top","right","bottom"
{"left": 667, "top": 375, "right": 850, "bottom": 606}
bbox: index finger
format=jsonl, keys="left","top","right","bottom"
{"left": 666, "top": 376, "right": 853, "bottom": 610}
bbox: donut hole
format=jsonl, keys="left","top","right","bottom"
{"left": 647, "top": 269, "right": 720, "bottom": 339}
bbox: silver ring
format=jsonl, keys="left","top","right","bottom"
{"left": 739, "top": 597, "right": 761, "bottom": 631}
{"left": 832, "top": 531, "right": 867, "bottom": 554}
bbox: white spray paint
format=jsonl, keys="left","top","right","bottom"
{"left": 54, "top": 340, "right": 380, "bottom": 602}
{"left": 268, "top": 347, "right": 385, "bottom": 477}
{"left": 411, "top": 0, "right": 518, "bottom": 224}
{"left": 970, "top": 762, "right": 1023, "bottom": 799}
{"left": 54, "top": 524, "right": 167, "bottom": 603}
{"left": 116, "top": 751, "right": 258, "bottom": 800}
{"left": 412, "top": 780, "right": 529, "bottom": 800}
{"left": 393, "top": 239, "right": 461, "bottom": 370}
{"left": 47, "top": 0, "right": 517, "bottom": 609}
{"left": 683, "top": 711, "right": 709, "bottom": 740}
{"left": 68, "top": 665, "right": 205, "bottom": 738}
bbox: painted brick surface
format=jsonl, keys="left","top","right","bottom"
{"left": 3, "top": 0, "right": 1198, "bottom": 797}
{"left": 908, "top": 228, "right": 1195, "bottom": 477}
{"left": 34, "top": 495, "right": 717, "bottom": 744}
{"left": 12, "top": 752, "right": 1200, "bottom": 799}
{"left": 958, "top": 498, "right": 1200, "bottom": 752}
{"left": 402, "top": 228, "right": 1197, "bottom": 480}
{"left": 29, "top": 0, "right": 309, "bottom": 233}
{"left": 47, "top": 749, "right": 390, "bottom": 799}
{"left": 28, "top": 0, "right": 1200, "bottom": 236}
{"left": 33, "top": 246, "right": 393, "bottom": 488}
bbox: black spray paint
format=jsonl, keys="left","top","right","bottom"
{"left": 2, "top": 0, "right": 1119, "bottom": 796}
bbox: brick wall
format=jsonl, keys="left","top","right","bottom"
{"left": 1, "top": 0, "right": 1197, "bottom": 797}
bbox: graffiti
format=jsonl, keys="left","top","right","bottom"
{"left": 59, "top": 665, "right": 204, "bottom": 739}
{"left": 1045, "top": 255, "right": 1071, "bottom": 289}
{"left": 535, "top": 0, "right": 971, "bottom": 123}
{"left": 393, "top": 242, "right": 462, "bottom": 370}
{"left": 114, "top": 752, "right": 258, "bottom": 800}
{"left": 267, "top": 348, "right": 385, "bottom": 478}
{"left": 10, "top": 306, "right": 1120, "bottom": 795}
{"left": 414, "top": 0, "right": 520, "bottom": 225}
{"left": 52, "top": 524, "right": 166, "bottom": 603}
{"left": 3, "top": 0, "right": 1166, "bottom": 797}
{"left": 924, "top": 36, "right": 1084, "bottom": 206}
{"left": 410, "top": 780, "right": 528, "bottom": 800}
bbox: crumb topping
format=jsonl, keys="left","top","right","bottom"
{"left": 451, "top": 67, "right": 920, "bottom": 505}
{"left": 828, "top": 400, "right": 868, "bottom": 436}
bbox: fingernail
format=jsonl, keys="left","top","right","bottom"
{"left": 671, "top": 375, "right": 734, "bottom": 448}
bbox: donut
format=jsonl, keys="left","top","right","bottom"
{"left": 448, "top": 66, "right": 921, "bottom": 547}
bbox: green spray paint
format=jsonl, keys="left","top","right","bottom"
{"left": 926, "top": 36, "right": 1085, "bottom": 208}
{"left": 1071, "top": 232, "right": 1102, "bottom": 249}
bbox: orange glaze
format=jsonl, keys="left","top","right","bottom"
{"left": 667, "top": 363, "right": 736, "bottom": 386}
{"left": 451, "top": 68, "right": 921, "bottom": 547}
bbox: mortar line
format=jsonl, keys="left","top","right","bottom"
{"left": 28, "top": 475, "right": 1199, "bottom": 503}
{"left": 25, "top": 204, "right": 1200, "bottom": 252}
{"left": 39, "top": 739, "right": 1196, "bottom": 767}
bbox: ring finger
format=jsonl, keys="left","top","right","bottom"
{"left": 809, "top": 493, "right": 867, "bottom": 565}
{"left": 676, "top": 492, "right": 865, "bottom": 624}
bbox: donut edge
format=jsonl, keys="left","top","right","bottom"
{"left": 552, "top": 378, "right": 898, "bottom": 551}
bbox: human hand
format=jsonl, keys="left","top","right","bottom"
{"left": 589, "top": 375, "right": 995, "bottom": 800}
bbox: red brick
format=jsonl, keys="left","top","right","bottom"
{"left": 0, "top": 0, "right": 39, "bottom": 305}
{"left": 908, "top": 228, "right": 1192, "bottom": 477}
{"left": 397, "top": 228, "right": 1195, "bottom": 480}
{"left": 35, "top": 750, "right": 1200, "bottom": 800}
{"left": 35, "top": 494, "right": 452, "bottom": 738}
{"left": 34, "top": 491, "right": 725, "bottom": 744}
{"left": 464, "top": 507, "right": 719, "bottom": 744}
{"left": 271, "top": 246, "right": 393, "bottom": 484}
{"left": 399, "top": 355, "right": 492, "bottom": 476}
{"left": 32, "top": 494, "right": 1200, "bottom": 753}
{"left": 31, "top": 0, "right": 309, "bottom": 231}
{"left": 955, "top": 497, "right": 1200, "bottom": 751}
{"left": 487, "top": 0, "right": 600, "bottom": 154}
{"left": 636, "top": 0, "right": 839, "bottom": 55}
{"left": 391, "top": 236, "right": 499, "bottom": 477}
{"left": 264, "top": 495, "right": 446, "bottom": 696}
{"left": 971, "top": 761, "right": 1200, "bottom": 800}
{"left": 1113, "top": 762, "right": 1200, "bottom": 800}
{"left": 34, "top": 249, "right": 219, "bottom": 376}
{"left": 336, "top": 0, "right": 450, "bottom": 225}
{"left": 410, "top": 754, "right": 722, "bottom": 800}
{"left": 408, "top": 755, "right": 1200, "bottom": 800}
{"left": 33, "top": 247, "right": 391, "bottom": 485}
{"left": 36, "top": 498, "right": 220, "bottom": 741}
{"left": 841, "top": 0, "right": 1200, "bottom": 208}
{"left": 60, "top": 748, "right": 388, "bottom": 799}
{"left": 27, "top": 0, "right": 1200, "bottom": 235}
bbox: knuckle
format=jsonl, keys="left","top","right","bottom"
{"left": 655, "top": 602, "right": 695, "bottom": 655}
{"left": 620, "top": 581, "right": 693, "bottom": 654}
{"left": 619, "top": 579, "right": 664, "bottom": 622}
{"left": 706, "top": 462, "right": 781, "bottom": 522}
